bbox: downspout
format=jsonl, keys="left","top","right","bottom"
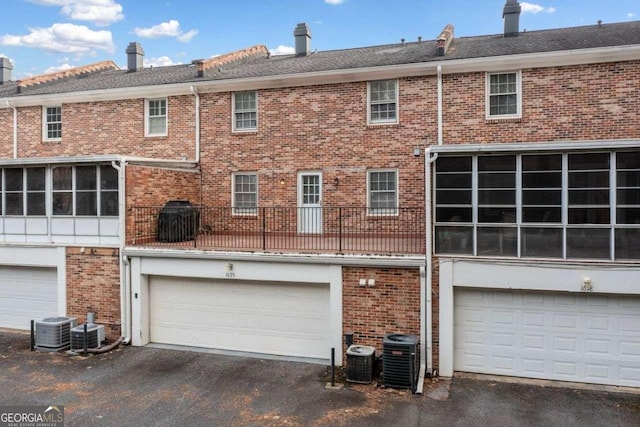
{"left": 112, "top": 159, "right": 131, "bottom": 344}
{"left": 425, "top": 64, "right": 444, "bottom": 379}
{"left": 6, "top": 100, "right": 17, "bottom": 158}
{"left": 437, "top": 65, "right": 443, "bottom": 146}
{"left": 425, "top": 150, "right": 438, "bottom": 376}
{"left": 190, "top": 85, "right": 203, "bottom": 208}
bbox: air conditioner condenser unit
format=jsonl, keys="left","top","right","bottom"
{"left": 70, "top": 324, "right": 105, "bottom": 352}
{"left": 34, "top": 317, "right": 77, "bottom": 351}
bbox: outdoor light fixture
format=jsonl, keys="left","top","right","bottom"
{"left": 334, "top": 177, "right": 339, "bottom": 186}
{"left": 279, "top": 178, "right": 285, "bottom": 185}
{"left": 413, "top": 147, "right": 421, "bottom": 157}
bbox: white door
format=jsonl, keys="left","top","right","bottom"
{"left": 0, "top": 266, "right": 58, "bottom": 330}
{"left": 150, "top": 277, "right": 331, "bottom": 361}
{"left": 298, "top": 172, "right": 322, "bottom": 234}
{"left": 454, "top": 288, "right": 640, "bottom": 387}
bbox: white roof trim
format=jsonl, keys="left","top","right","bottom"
{"left": 428, "top": 139, "right": 640, "bottom": 154}
{"left": 123, "top": 247, "right": 426, "bottom": 267}
{"left": 1, "top": 44, "right": 639, "bottom": 107}
{"left": 0, "top": 154, "right": 198, "bottom": 168}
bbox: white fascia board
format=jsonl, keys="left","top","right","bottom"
{"left": 123, "top": 247, "right": 426, "bottom": 268}
{"left": 0, "top": 154, "right": 198, "bottom": 169}
{"left": 438, "top": 44, "right": 640, "bottom": 74}
{"left": 428, "top": 139, "right": 640, "bottom": 154}
{"left": 0, "top": 154, "right": 123, "bottom": 166}
{"left": 1, "top": 45, "right": 639, "bottom": 108}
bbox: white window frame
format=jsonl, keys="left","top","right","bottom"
{"left": 485, "top": 71, "right": 522, "bottom": 119}
{"left": 367, "top": 169, "right": 399, "bottom": 216}
{"left": 232, "top": 172, "right": 258, "bottom": 216}
{"left": 145, "top": 98, "right": 168, "bottom": 137}
{"left": 232, "top": 91, "right": 258, "bottom": 132}
{"left": 51, "top": 165, "right": 119, "bottom": 217}
{"left": 367, "top": 79, "right": 399, "bottom": 125}
{"left": 42, "top": 105, "right": 62, "bottom": 141}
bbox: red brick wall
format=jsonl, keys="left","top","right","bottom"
{"left": 199, "top": 78, "right": 437, "bottom": 209}
{"left": 443, "top": 61, "right": 640, "bottom": 143}
{"left": 66, "top": 247, "right": 121, "bottom": 341}
{"left": 342, "top": 266, "right": 421, "bottom": 358}
{"left": 13, "top": 95, "right": 196, "bottom": 159}
{"left": 0, "top": 109, "right": 12, "bottom": 158}
{"left": 125, "top": 164, "right": 201, "bottom": 244}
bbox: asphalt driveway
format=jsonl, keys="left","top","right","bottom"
{"left": 1, "top": 331, "right": 638, "bottom": 426}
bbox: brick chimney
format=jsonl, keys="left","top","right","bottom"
{"left": 0, "top": 57, "right": 13, "bottom": 84}
{"left": 294, "top": 23, "right": 312, "bottom": 56}
{"left": 503, "top": 0, "right": 521, "bottom": 37}
{"left": 436, "top": 24, "right": 455, "bottom": 56}
{"left": 126, "top": 42, "right": 144, "bottom": 72}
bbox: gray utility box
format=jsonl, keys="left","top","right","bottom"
{"left": 346, "top": 345, "right": 376, "bottom": 384}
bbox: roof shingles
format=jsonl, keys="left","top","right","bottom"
{"left": 1, "top": 21, "right": 639, "bottom": 98}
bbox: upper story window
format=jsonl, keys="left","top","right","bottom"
{"left": 368, "top": 80, "right": 398, "bottom": 124}
{"left": 232, "top": 172, "right": 258, "bottom": 215}
{"left": 145, "top": 98, "right": 167, "bottom": 136}
{"left": 52, "top": 165, "right": 118, "bottom": 217}
{"left": 368, "top": 169, "right": 398, "bottom": 215}
{"left": 486, "top": 71, "right": 521, "bottom": 119}
{"left": 1, "top": 167, "right": 46, "bottom": 216}
{"left": 233, "top": 91, "right": 257, "bottom": 131}
{"left": 43, "top": 106, "right": 62, "bottom": 141}
{"left": 434, "top": 150, "right": 640, "bottom": 261}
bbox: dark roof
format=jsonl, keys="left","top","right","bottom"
{"left": 2, "top": 20, "right": 639, "bottom": 98}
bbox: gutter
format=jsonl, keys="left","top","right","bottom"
{"left": 6, "top": 100, "right": 17, "bottom": 158}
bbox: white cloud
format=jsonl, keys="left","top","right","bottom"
{"left": 520, "top": 2, "right": 556, "bottom": 14}
{"left": 628, "top": 12, "right": 636, "bottom": 18}
{"left": 133, "top": 20, "right": 198, "bottom": 43}
{"left": 270, "top": 45, "right": 295, "bottom": 55}
{"left": 29, "top": 0, "right": 124, "bottom": 26}
{"left": 43, "top": 63, "right": 75, "bottom": 73}
{"left": 0, "top": 23, "right": 114, "bottom": 54}
{"left": 324, "top": 0, "right": 345, "bottom": 4}
{"left": 143, "top": 56, "right": 182, "bottom": 67}
{"left": 177, "top": 29, "right": 198, "bottom": 43}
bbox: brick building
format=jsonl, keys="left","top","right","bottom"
{"left": 0, "top": 1, "right": 638, "bottom": 389}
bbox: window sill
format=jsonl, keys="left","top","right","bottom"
{"left": 42, "top": 138, "right": 62, "bottom": 143}
{"left": 367, "top": 121, "right": 400, "bottom": 128}
{"left": 231, "top": 130, "right": 258, "bottom": 135}
{"left": 144, "top": 134, "right": 168, "bottom": 138}
{"left": 485, "top": 116, "right": 522, "bottom": 123}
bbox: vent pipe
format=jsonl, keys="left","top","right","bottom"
{"left": 126, "top": 42, "right": 144, "bottom": 71}
{"left": 294, "top": 23, "right": 312, "bottom": 56}
{"left": 503, "top": 0, "right": 521, "bottom": 37}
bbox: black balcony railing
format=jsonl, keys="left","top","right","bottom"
{"left": 130, "top": 206, "right": 425, "bottom": 255}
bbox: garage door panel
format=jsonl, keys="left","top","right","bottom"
{"left": 150, "top": 277, "right": 331, "bottom": 360}
{"left": 455, "top": 288, "right": 640, "bottom": 387}
{"left": 0, "top": 266, "right": 58, "bottom": 330}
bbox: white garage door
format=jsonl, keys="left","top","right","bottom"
{"left": 0, "top": 266, "right": 58, "bottom": 330}
{"left": 455, "top": 288, "right": 640, "bottom": 387}
{"left": 150, "top": 276, "right": 331, "bottom": 361}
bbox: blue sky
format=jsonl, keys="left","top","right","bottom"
{"left": 0, "top": 0, "right": 637, "bottom": 78}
